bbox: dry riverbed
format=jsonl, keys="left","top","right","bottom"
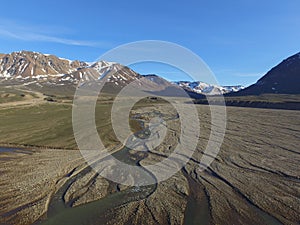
{"left": 0, "top": 104, "right": 299, "bottom": 225}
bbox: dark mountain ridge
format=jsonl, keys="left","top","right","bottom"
{"left": 231, "top": 52, "right": 300, "bottom": 96}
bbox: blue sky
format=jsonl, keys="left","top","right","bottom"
{"left": 0, "top": 0, "right": 299, "bottom": 85}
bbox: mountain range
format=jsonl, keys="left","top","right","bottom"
{"left": 0, "top": 51, "right": 242, "bottom": 95}
{"left": 173, "top": 81, "right": 244, "bottom": 95}
{"left": 0, "top": 50, "right": 299, "bottom": 96}
{"left": 0, "top": 51, "right": 137, "bottom": 85}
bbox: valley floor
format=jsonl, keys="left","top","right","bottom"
{"left": 0, "top": 99, "right": 299, "bottom": 225}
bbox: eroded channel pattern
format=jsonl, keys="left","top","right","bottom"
{"left": 0, "top": 105, "right": 299, "bottom": 225}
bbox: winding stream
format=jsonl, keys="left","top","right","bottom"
{"left": 36, "top": 112, "right": 162, "bottom": 225}
{"left": 35, "top": 146, "right": 156, "bottom": 225}
{"left": 35, "top": 110, "right": 223, "bottom": 225}
{"left": 13, "top": 106, "right": 283, "bottom": 225}
{"left": 183, "top": 169, "right": 211, "bottom": 225}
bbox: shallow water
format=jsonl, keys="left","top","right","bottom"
{"left": 183, "top": 170, "right": 211, "bottom": 225}
{"left": 36, "top": 111, "right": 187, "bottom": 225}
{"left": 0, "top": 147, "right": 18, "bottom": 152}
{"left": 36, "top": 145, "right": 156, "bottom": 225}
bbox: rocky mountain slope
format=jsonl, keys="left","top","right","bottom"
{"left": 0, "top": 51, "right": 139, "bottom": 86}
{"left": 233, "top": 52, "right": 300, "bottom": 95}
{"left": 0, "top": 51, "right": 242, "bottom": 96}
{"left": 2, "top": 51, "right": 300, "bottom": 97}
{"left": 0, "top": 51, "right": 87, "bottom": 79}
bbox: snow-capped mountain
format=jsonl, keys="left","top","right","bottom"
{"left": 63, "top": 61, "right": 142, "bottom": 86}
{"left": 0, "top": 51, "right": 142, "bottom": 87}
{"left": 173, "top": 81, "right": 244, "bottom": 95}
{"left": 0, "top": 51, "right": 243, "bottom": 96}
{"left": 0, "top": 51, "right": 179, "bottom": 94}
{"left": 0, "top": 51, "right": 87, "bottom": 79}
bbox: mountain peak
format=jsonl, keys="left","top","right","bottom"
{"left": 0, "top": 50, "right": 245, "bottom": 95}
{"left": 234, "top": 52, "right": 300, "bottom": 95}
{"left": 0, "top": 51, "right": 88, "bottom": 79}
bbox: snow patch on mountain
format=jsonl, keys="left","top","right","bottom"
{"left": 0, "top": 51, "right": 246, "bottom": 95}
{"left": 173, "top": 81, "right": 244, "bottom": 95}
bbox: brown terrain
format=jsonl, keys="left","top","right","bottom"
{"left": 0, "top": 51, "right": 299, "bottom": 225}
{"left": 0, "top": 100, "right": 299, "bottom": 225}
{"left": 0, "top": 51, "right": 86, "bottom": 78}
